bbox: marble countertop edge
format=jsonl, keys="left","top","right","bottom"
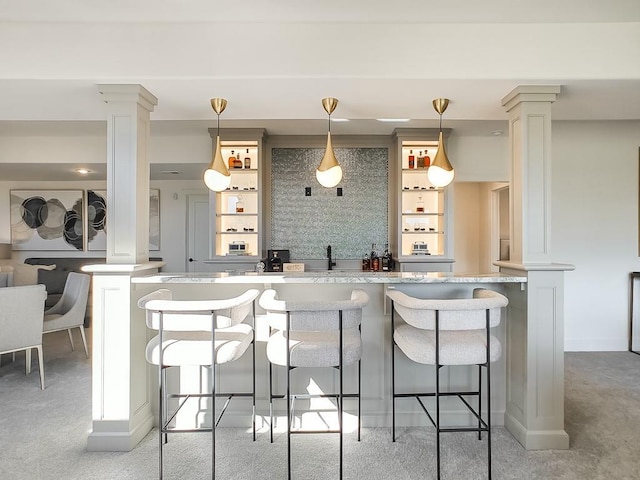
{"left": 131, "top": 271, "right": 527, "bottom": 284}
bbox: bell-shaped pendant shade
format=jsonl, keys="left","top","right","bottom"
{"left": 316, "top": 132, "right": 343, "bottom": 188}
{"left": 204, "top": 136, "right": 231, "bottom": 192}
{"left": 427, "top": 131, "right": 455, "bottom": 187}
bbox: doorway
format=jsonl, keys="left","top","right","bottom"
{"left": 186, "top": 193, "right": 210, "bottom": 272}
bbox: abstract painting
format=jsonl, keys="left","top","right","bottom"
{"left": 87, "top": 189, "right": 160, "bottom": 251}
{"left": 10, "top": 190, "right": 84, "bottom": 251}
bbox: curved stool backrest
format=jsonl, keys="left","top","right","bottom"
{"left": 259, "top": 288, "right": 368, "bottom": 331}
{"left": 387, "top": 288, "right": 507, "bottom": 331}
{"left": 139, "top": 288, "right": 260, "bottom": 332}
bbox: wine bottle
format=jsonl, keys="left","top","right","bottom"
{"left": 408, "top": 150, "right": 415, "bottom": 169}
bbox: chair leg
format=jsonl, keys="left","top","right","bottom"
{"left": 339, "top": 311, "right": 344, "bottom": 480}
{"left": 269, "top": 361, "right": 274, "bottom": 443}
{"left": 252, "top": 336, "right": 256, "bottom": 442}
{"left": 25, "top": 348, "right": 31, "bottom": 375}
{"left": 435, "top": 311, "right": 441, "bottom": 480}
{"left": 478, "top": 364, "right": 482, "bottom": 440}
{"left": 79, "top": 326, "right": 89, "bottom": 358}
{"left": 36, "top": 345, "right": 45, "bottom": 390}
{"left": 158, "top": 366, "right": 164, "bottom": 480}
{"left": 358, "top": 357, "right": 361, "bottom": 442}
{"left": 391, "top": 304, "right": 396, "bottom": 443}
{"left": 67, "top": 328, "right": 75, "bottom": 351}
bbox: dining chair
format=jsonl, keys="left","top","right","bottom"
{"left": 43, "top": 272, "right": 91, "bottom": 357}
{"left": 0, "top": 284, "right": 47, "bottom": 389}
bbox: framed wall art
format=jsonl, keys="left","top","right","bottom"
{"left": 86, "top": 189, "right": 160, "bottom": 251}
{"left": 10, "top": 190, "right": 84, "bottom": 251}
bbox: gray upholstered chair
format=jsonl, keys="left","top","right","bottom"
{"left": 259, "top": 288, "right": 369, "bottom": 480}
{"left": 387, "top": 288, "right": 508, "bottom": 480}
{"left": 43, "top": 272, "right": 90, "bottom": 358}
{"left": 138, "top": 288, "right": 260, "bottom": 479}
{"left": 0, "top": 284, "right": 47, "bottom": 389}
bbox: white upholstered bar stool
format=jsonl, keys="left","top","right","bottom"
{"left": 259, "top": 288, "right": 369, "bottom": 480}
{"left": 138, "top": 288, "right": 260, "bottom": 480}
{"left": 387, "top": 288, "right": 508, "bottom": 480}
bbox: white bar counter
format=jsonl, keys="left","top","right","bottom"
{"left": 88, "top": 266, "right": 570, "bottom": 452}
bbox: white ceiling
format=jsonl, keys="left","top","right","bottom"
{"left": 0, "top": 0, "right": 639, "bottom": 179}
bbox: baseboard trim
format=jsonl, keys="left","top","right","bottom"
{"left": 505, "top": 412, "right": 569, "bottom": 450}
{"left": 87, "top": 412, "right": 154, "bottom": 452}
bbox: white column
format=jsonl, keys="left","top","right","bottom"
{"left": 99, "top": 84, "right": 157, "bottom": 264}
{"left": 87, "top": 85, "right": 160, "bottom": 451}
{"left": 497, "top": 85, "right": 572, "bottom": 450}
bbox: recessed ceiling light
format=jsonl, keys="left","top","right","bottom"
{"left": 75, "top": 168, "right": 91, "bottom": 175}
{"left": 331, "top": 118, "right": 350, "bottom": 122}
{"left": 492, "top": 130, "right": 504, "bottom": 136}
{"left": 160, "top": 170, "right": 181, "bottom": 175}
{"left": 377, "top": 118, "right": 410, "bottom": 123}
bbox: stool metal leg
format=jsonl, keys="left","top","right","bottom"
{"left": 486, "top": 309, "right": 492, "bottom": 480}
{"left": 478, "top": 364, "right": 482, "bottom": 440}
{"left": 211, "top": 312, "right": 217, "bottom": 480}
{"left": 252, "top": 304, "right": 256, "bottom": 442}
{"left": 286, "top": 312, "right": 292, "bottom": 480}
{"left": 158, "top": 312, "right": 165, "bottom": 480}
{"left": 435, "top": 310, "right": 441, "bottom": 480}
{"left": 339, "top": 310, "right": 344, "bottom": 480}
{"left": 391, "top": 301, "right": 396, "bottom": 442}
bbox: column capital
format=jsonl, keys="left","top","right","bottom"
{"left": 501, "top": 85, "right": 561, "bottom": 113}
{"left": 97, "top": 84, "right": 158, "bottom": 113}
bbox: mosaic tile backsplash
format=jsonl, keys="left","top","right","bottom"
{"left": 271, "top": 147, "right": 388, "bottom": 260}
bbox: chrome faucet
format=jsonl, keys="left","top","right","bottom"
{"left": 327, "top": 245, "right": 336, "bottom": 270}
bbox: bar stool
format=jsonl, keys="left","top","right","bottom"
{"left": 138, "top": 288, "right": 260, "bottom": 480}
{"left": 259, "top": 288, "right": 369, "bottom": 480}
{"left": 387, "top": 288, "right": 508, "bottom": 480}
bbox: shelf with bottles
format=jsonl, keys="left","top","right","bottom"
{"left": 220, "top": 145, "right": 258, "bottom": 171}
{"left": 401, "top": 143, "right": 437, "bottom": 170}
{"left": 402, "top": 190, "right": 443, "bottom": 216}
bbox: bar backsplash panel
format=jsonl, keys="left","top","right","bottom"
{"left": 271, "top": 147, "right": 388, "bottom": 260}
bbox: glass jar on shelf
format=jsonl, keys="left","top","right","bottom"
{"left": 416, "top": 195, "right": 425, "bottom": 213}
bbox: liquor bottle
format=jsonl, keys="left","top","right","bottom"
{"left": 417, "top": 151, "right": 424, "bottom": 169}
{"left": 228, "top": 150, "right": 236, "bottom": 168}
{"left": 244, "top": 149, "right": 251, "bottom": 169}
{"left": 424, "top": 149, "right": 431, "bottom": 168}
{"left": 408, "top": 150, "right": 415, "bottom": 169}
{"left": 362, "top": 253, "right": 370, "bottom": 272}
{"left": 371, "top": 243, "right": 379, "bottom": 272}
{"left": 416, "top": 195, "right": 425, "bottom": 213}
{"left": 382, "top": 243, "right": 391, "bottom": 272}
{"left": 235, "top": 195, "right": 244, "bottom": 213}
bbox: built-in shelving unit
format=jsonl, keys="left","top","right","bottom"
{"left": 392, "top": 129, "right": 454, "bottom": 272}
{"left": 208, "top": 129, "right": 267, "bottom": 269}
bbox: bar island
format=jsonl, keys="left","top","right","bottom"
{"left": 85, "top": 264, "right": 571, "bottom": 453}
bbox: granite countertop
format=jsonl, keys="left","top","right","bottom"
{"left": 131, "top": 271, "right": 527, "bottom": 285}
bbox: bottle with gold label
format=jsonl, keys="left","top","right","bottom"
{"left": 244, "top": 148, "right": 251, "bottom": 169}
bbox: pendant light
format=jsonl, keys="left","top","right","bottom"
{"left": 204, "top": 98, "right": 231, "bottom": 192}
{"left": 316, "top": 97, "right": 343, "bottom": 188}
{"left": 428, "top": 98, "right": 455, "bottom": 187}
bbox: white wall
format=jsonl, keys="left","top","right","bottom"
{"left": 552, "top": 120, "right": 640, "bottom": 351}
